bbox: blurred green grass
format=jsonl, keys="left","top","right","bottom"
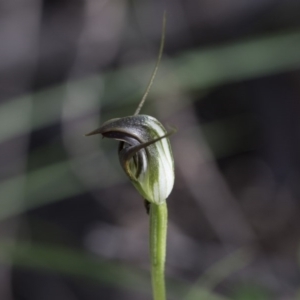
{"left": 2, "top": 29, "right": 300, "bottom": 143}
{"left": 0, "top": 240, "right": 230, "bottom": 300}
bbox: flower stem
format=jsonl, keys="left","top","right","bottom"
{"left": 150, "top": 202, "right": 168, "bottom": 300}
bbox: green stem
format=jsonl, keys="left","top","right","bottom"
{"left": 150, "top": 202, "right": 168, "bottom": 300}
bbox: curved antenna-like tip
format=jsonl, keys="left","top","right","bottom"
{"left": 85, "top": 128, "right": 103, "bottom": 136}
{"left": 134, "top": 11, "right": 167, "bottom": 116}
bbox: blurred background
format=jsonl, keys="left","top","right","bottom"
{"left": 1, "top": 0, "right": 300, "bottom": 299}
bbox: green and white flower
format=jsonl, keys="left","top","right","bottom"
{"left": 86, "top": 114, "right": 174, "bottom": 204}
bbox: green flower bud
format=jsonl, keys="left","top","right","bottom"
{"left": 86, "top": 114, "right": 175, "bottom": 204}
{"left": 86, "top": 13, "right": 174, "bottom": 205}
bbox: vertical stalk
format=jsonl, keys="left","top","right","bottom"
{"left": 150, "top": 202, "right": 168, "bottom": 300}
